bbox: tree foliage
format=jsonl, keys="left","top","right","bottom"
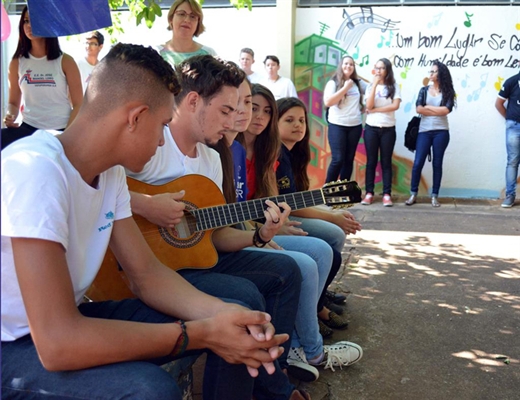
{"left": 107, "top": 0, "right": 253, "bottom": 35}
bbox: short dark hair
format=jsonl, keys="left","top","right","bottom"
{"left": 264, "top": 55, "right": 280, "bottom": 66}
{"left": 174, "top": 55, "right": 244, "bottom": 106}
{"left": 86, "top": 30, "right": 104, "bottom": 46}
{"left": 13, "top": 6, "right": 62, "bottom": 60}
{"left": 240, "top": 48, "right": 254, "bottom": 58}
{"left": 85, "top": 43, "right": 179, "bottom": 115}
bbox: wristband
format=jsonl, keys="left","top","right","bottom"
{"left": 252, "top": 225, "right": 271, "bottom": 248}
{"left": 170, "top": 320, "right": 189, "bottom": 358}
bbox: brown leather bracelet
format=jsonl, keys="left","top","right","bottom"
{"left": 252, "top": 225, "right": 271, "bottom": 248}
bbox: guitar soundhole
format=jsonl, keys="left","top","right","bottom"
{"left": 158, "top": 201, "right": 203, "bottom": 249}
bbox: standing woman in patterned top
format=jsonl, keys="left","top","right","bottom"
{"left": 1, "top": 6, "right": 82, "bottom": 149}
{"left": 405, "top": 60, "right": 456, "bottom": 207}
{"left": 324, "top": 55, "right": 367, "bottom": 183}
{"left": 361, "top": 58, "right": 401, "bottom": 207}
{"left": 158, "top": 0, "right": 216, "bottom": 67}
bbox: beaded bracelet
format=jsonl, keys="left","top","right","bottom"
{"left": 252, "top": 225, "right": 271, "bottom": 248}
{"left": 170, "top": 320, "right": 189, "bottom": 358}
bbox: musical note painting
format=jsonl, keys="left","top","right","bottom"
{"left": 335, "top": 7, "right": 400, "bottom": 53}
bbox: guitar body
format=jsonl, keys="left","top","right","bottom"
{"left": 86, "top": 174, "right": 361, "bottom": 301}
{"left": 86, "top": 175, "right": 224, "bottom": 301}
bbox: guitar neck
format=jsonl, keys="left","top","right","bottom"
{"left": 192, "top": 189, "right": 325, "bottom": 232}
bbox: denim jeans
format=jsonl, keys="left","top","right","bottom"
{"left": 363, "top": 124, "right": 397, "bottom": 195}
{"left": 410, "top": 130, "right": 450, "bottom": 196}
{"left": 286, "top": 217, "right": 346, "bottom": 312}
{"left": 248, "top": 236, "right": 332, "bottom": 360}
{"left": 505, "top": 120, "right": 520, "bottom": 197}
{"left": 288, "top": 216, "right": 346, "bottom": 254}
{"left": 326, "top": 123, "right": 363, "bottom": 182}
{"left": 1, "top": 299, "right": 255, "bottom": 400}
{"left": 1, "top": 122, "right": 38, "bottom": 150}
{"left": 179, "top": 249, "right": 300, "bottom": 399}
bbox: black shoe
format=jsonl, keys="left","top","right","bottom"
{"left": 320, "top": 311, "right": 349, "bottom": 330}
{"left": 326, "top": 290, "right": 347, "bottom": 304}
{"left": 318, "top": 319, "right": 334, "bottom": 338}
{"left": 324, "top": 297, "right": 344, "bottom": 315}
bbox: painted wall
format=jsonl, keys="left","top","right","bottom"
{"left": 2, "top": 5, "right": 519, "bottom": 198}
{"left": 295, "top": 6, "right": 520, "bottom": 198}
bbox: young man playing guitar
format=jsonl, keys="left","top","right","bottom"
{"left": 126, "top": 55, "right": 312, "bottom": 400}
{"left": 1, "top": 44, "right": 292, "bottom": 400}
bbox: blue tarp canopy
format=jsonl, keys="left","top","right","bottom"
{"left": 27, "top": 0, "right": 112, "bottom": 37}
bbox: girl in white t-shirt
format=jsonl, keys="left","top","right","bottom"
{"left": 323, "top": 55, "right": 368, "bottom": 183}
{"left": 361, "top": 58, "right": 401, "bottom": 207}
{"left": 1, "top": 6, "right": 83, "bottom": 150}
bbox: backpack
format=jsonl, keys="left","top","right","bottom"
{"left": 404, "top": 86, "right": 428, "bottom": 153}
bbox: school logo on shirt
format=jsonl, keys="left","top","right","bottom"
{"left": 277, "top": 176, "right": 291, "bottom": 190}
{"left": 98, "top": 211, "right": 115, "bottom": 232}
{"left": 20, "top": 69, "right": 56, "bottom": 87}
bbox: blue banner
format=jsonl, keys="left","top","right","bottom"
{"left": 28, "top": 0, "right": 112, "bottom": 38}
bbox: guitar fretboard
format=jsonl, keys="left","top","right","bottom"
{"left": 191, "top": 189, "right": 325, "bottom": 232}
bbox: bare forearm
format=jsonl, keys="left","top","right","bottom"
{"left": 418, "top": 105, "right": 449, "bottom": 116}
{"left": 213, "top": 226, "right": 256, "bottom": 252}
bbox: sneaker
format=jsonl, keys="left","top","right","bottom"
{"left": 361, "top": 193, "right": 373, "bottom": 205}
{"left": 310, "top": 341, "right": 363, "bottom": 371}
{"left": 319, "top": 310, "right": 349, "bottom": 330}
{"left": 287, "top": 347, "right": 320, "bottom": 382}
{"left": 325, "top": 290, "right": 347, "bottom": 304}
{"left": 382, "top": 194, "right": 393, "bottom": 207}
{"left": 501, "top": 195, "right": 515, "bottom": 208}
{"left": 318, "top": 319, "right": 334, "bottom": 338}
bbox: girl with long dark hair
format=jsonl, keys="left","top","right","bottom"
{"left": 405, "top": 60, "right": 456, "bottom": 207}
{"left": 1, "top": 6, "right": 82, "bottom": 149}
{"left": 361, "top": 58, "right": 401, "bottom": 207}
{"left": 324, "top": 55, "right": 367, "bottom": 183}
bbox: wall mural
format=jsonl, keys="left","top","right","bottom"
{"left": 295, "top": 6, "right": 519, "bottom": 198}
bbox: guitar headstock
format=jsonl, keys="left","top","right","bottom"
{"left": 322, "top": 180, "right": 362, "bottom": 207}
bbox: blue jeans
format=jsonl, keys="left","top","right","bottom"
{"left": 505, "top": 120, "right": 520, "bottom": 197}
{"left": 1, "top": 122, "right": 38, "bottom": 150}
{"left": 286, "top": 217, "right": 345, "bottom": 311}
{"left": 363, "top": 125, "right": 396, "bottom": 195}
{"left": 179, "top": 249, "right": 300, "bottom": 399}
{"left": 289, "top": 216, "right": 346, "bottom": 254}
{"left": 248, "top": 236, "right": 332, "bottom": 360}
{"left": 1, "top": 299, "right": 254, "bottom": 400}
{"left": 326, "top": 123, "right": 363, "bottom": 182}
{"left": 410, "top": 130, "right": 450, "bottom": 196}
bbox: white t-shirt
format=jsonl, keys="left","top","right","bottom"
{"left": 259, "top": 76, "right": 298, "bottom": 100}
{"left": 77, "top": 57, "right": 96, "bottom": 93}
{"left": 365, "top": 83, "right": 401, "bottom": 127}
{"left": 18, "top": 54, "right": 71, "bottom": 129}
{"left": 324, "top": 79, "right": 368, "bottom": 127}
{"left": 1, "top": 130, "right": 132, "bottom": 341}
{"left": 126, "top": 126, "right": 223, "bottom": 190}
{"left": 247, "top": 71, "right": 263, "bottom": 84}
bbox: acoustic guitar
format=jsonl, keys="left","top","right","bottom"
{"left": 86, "top": 174, "right": 362, "bottom": 301}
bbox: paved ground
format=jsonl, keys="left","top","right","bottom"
{"left": 194, "top": 197, "right": 520, "bottom": 399}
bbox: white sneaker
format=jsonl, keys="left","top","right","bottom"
{"left": 287, "top": 347, "right": 320, "bottom": 382}
{"left": 310, "top": 341, "right": 363, "bottom": 372}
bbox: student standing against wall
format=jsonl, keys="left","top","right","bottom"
{"left": 239, "top": 48, "right": 263, "bottom": 84}
{"left": 76, "top": 31, "right": 104, "bottom": 93}
{"left": 324, "top": 55, "right": 367, "bottom": 183}
{"left": 405, "top": 61, "right": 456, "bottom": 208}
{"left": 495, "top": 71, "right": 520, "bottom": 208}
{"left": 361, "top": 58, "right": 401, "bottom": 207}
{"left": 259, "top": 56, "right": 298, "bottom": 100}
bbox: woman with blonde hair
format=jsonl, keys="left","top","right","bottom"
{"left": 158, "top": 0, "right": 216, "bottom": 66}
